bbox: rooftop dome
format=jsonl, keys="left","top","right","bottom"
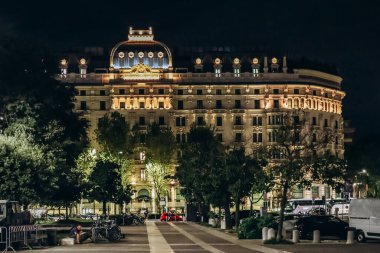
{"left": 110, "top": 27, "right": 172, "bottom": 71}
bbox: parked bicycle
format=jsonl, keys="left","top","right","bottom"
{"left": 132, "top": 214, "right": 145, "bottom": 225}
{"left": 90, "top": 219, "right": 122, "bottom": 243}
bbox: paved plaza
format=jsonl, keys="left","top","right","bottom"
{"left": 30, "top": 222, "right": 380, "bottom": 253}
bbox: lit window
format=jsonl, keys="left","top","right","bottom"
{"left": 140, "top": 169, "right": 146, "bottom": 181}
{"left": 215, "top": 68, "right": 221, "bottom": 77}
{"left": 234, "top": 68, "right": 240, "bottom": 77}
{"left": 80, "top": 68, "right": 86, "bottom": 78}
{"left": 253, "top": 68, "right": 259, "bottom": 77}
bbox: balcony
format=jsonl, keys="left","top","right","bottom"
{"left": 231, "top": 109, "right": 245, "bottom": 114}
{"left": 193, "top": 109, "right": 207, "bottom": 114}
{"left": 233, "top": 125, "right": 245, "bottom": 130}
{"left": 213, "top": 109, "right": 227, "bottom": 113}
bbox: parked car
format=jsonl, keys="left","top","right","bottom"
{"left": 349, "top": 198, "right": 380, "bottom": 243}
{"left": 275, "top": 214, "right": 304, "bottom": 232}
{"left": 230, "top": 210, "right": 258, "bottom": 226}
{"left": 294, "top": 215, "right": 348, "bottom": 239}
{"left": 160, "top": 212, "right": 183, "bottom": 221}
{"left": 307, "top": 207, "right": 327, "bottom": 216}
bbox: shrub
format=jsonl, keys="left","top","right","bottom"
{"left": 238, "top": 216, "right": 277, "bottom": 239}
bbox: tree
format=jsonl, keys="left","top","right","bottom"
{"left": 145, "top": 123, "right": 177, "bottom": 212}
{"left": 270, "top": 111, "right": 346, "bottom": 241}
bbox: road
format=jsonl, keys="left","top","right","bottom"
{"left": 30, "top": 222, "right": 380, "bottom": 253}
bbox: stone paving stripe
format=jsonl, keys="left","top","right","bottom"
{"left": 147, "top": 221, "right": 175, "bottom": 253}
{"left": 169, "top": 222, "right": 224, "bottom": 253}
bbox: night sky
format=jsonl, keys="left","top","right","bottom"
{"left": 1, "top": 0, "right": 379, "bottom": 141}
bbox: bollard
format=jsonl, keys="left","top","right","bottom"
{"left": 262, "top": 227, "right": 268, "bottom": 241}
{"left": 282, "top": 228, "right": 287, "bottom": 239}
{"left": 292, "top": 229, "right": 299, "bottom": 243}
{"left": 346, "top": 229, "right": 354, "bottom": 244}
{"left": 313, "top": 230, "right": 320, "bottom": 243}
{"left": 335, "top": 207, "right": 339, "bottom": 218}
{"left": 268, "top": 228, "right": 276, "bottom": 240}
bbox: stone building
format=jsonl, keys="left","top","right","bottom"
{"left": 57, "top": 27, "right": 345, "bottom": 214}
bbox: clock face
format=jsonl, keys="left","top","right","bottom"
{"left": 272, "top": 57, "right": 278, "bottom": 64}
{"left": 215, "top": 58, "right": 221, "bottom": 64}
{"left": 233, "top": 58, "right": 240, "bottom": 65}
{"left": 252, "top": 58, "right": 259, "bottom": 64}
{"left": 158, "top": 52, "right": 164, "bottom": 58}
{"left": 60, "top": 59, "right": 67, "bottom": 65}
{"left": 148, "top": 52, "right": 154, "bottom": 58}
{"left": 80, "top": 58, "right": 86, "bottom": 65}
{"left": 128, "top": 52, "right": 134, "bottom": 58}
{"left": 138, "top": 52, "right": 144, "bottom": 58}
{"left": 118, "top": 52, "right": 125, "bottom": 58}
{"left": 195, "top": 58, "right": 202, "bottom": 65}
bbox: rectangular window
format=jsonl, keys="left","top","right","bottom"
{"left": 294, "top": 89, "right": 299, "bottom": 94}
{"left": 253, "top": 116, "right": 263, "bottom": 126}
{"left": 197, "top": 116, "right": 204, "bottom": 126}
{"left": 273, "top": 100, "right": 279, "bottom": 109}
{"left": 176, "top": 134, "right": 181, "bottom": 143}
{"left": 312, "top": 117, "right": 317, "bottom": 125}
{"left": 178, "top": 100, "right": 184, "bottom": 110}
{"left": 181, "top": 117, "right": 186, "bottom": 126}
{"left": 80, "top": 101, "right": 87, "bottom": 110}
{"left": 197, "top": 100, "right": 203, "bottom": 109}
{"left": 197, "top": 89, "right": 203, "bottom": 95}
{"left": 235, "top": 100, "right": 241, "bottom": 109}
{"left": 235, "top": 89, "right": 241, "bottom": 95}
{"left": 335, "top": 120, "right": 339, "bottom": 129}
{"left": 216, "top": 133, "right": 223, "bottom": 142}
{"left": 235, "top": 116, "right": 242, "bottom": 125}
{"left": 253, "top": 68, "right": 259, "bottom": 77}
{"left": 253, "top": 133, "right": 262, "bottom": 143}
{"left": 159, "top": 117, "right": 165, "bottom": 125}
{"left": 254, "top": 100, "right": 260, "bottom": 109}
{"left": 216, "top": 100, "right": 222, "bottom": 109}
{"left": 215, "top": 68, "right": 221, "bottom": 77}
{"left": 139, "top": 102, "right": 145, "bottom": 109}
{"left": 158, "top": 89, "right": 164, "bottom": 94}
{"left": 140, "top": 169, "right": 146, "bottom": 181}
{"left": 99, "top": 90, "right": 106, "bottom": 96}
{"left": 159, "top": 102, "right": 164, "bottom": 109}
{"left": 120, "top": 102, "right": 125, "bottom": 109}
{"left": 177, "top": 89, "right": 184, "bottom": 95}
{"left": 216, "top": 89, "right": 222, "bottom": 95}
{"left": 176, "top": 117, "right": 181, "bottom": 127}
{"left": 139, "top": 89, "right": 145, "bottom": 95}
{"left": 313, "top": 90, "right": 317, "bottom": 96}
{"left": 139, "top": 117, "right": 146, "bottom": 125}
{"left": 235, "top": 133, "right": 242, "bottom": 142}
{"left": 100, "top": 101, "right": 106, "bottom": 110}
{"left": 312, "top": 186, "right": 319, "bottom": 198}
{"left": 80, "top": 90, "right": 86, "bottom": 96}
{"left": 119, "top": 89, "right": 125, "bottom": 95}
{"left": 273, "top": 89, "right": 279, "bottom": 94}
{"left": 253, "top": 133, "right": 257, "bottom": 143}
{"left": 254, "top": 89, "right": 260, "bottom": 94}
{"left": 216, "top": 116, "right": 223, "bottom": 126}
{"left": 275, "top": 115, "right": 283, "bottom": 125}
{"left": 234, "top": 68, "right": 240, "bottom": 77}
{"left": 324, "top": 119, "right": 329, "bottom": 127}
{"left": 293, "top": 116, "right": 300, "bottom": 125}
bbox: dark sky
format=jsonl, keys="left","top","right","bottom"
{"left": 1, "top": 0, "right": 379, "bottom": 140}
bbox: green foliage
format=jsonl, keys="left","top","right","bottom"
{"left": 238, "top": 216, "right": 277, "bottom": 239}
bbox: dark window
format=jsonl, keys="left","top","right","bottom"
{"left": 273, "top": 100, "right": 279, "bottom": 109}
{"left": 139, "top": 102, "right": 145, "bottom": 109}
{"left": 295, "top": 132, "right": 300, "bottom": 142}
{"left": 159, "top": 117, "right": 165, "bottom": 125}
{"left": 253, "top": 133, "right": 262, "bottom": 143}
{"left": 197, "top": 116, "right": 204, "bottom": 126}
{"left": 216, "top": 133, "right": 223, "bottom": 142}
{"left": 312, "top": 133, "right": 317, "bottom": 142}
{"left": 120, "top": 102, "right": 125, "bottom": 109}
{"left": 158, "top": 89, "right": 164, "bottom": 94}
{"left": 293, "top": 116, "right": 300, "bottom": 125}
{"left": 177, "top": 89, "right": 184, "bottom": 95}
{"left": 325, "top": 93, "right": 328, "bottom": 98}
{"left": 139, "top": 117, "right": 146, "bottom": 125}
{"left": 196, "top": 100, "right": 204, "bottom": 109}
{"left": 235, "top": 116, "right": 242, "bottom": 125}
{"left": 335, "top": 136, "right": 339, "bottom": 145}
{"left": 216, "top": 89, "right": 222, "bottom": 95}
{"left": 80, "top": 101, "right": 87, "bottom": 110}
{"left": 216, "top": 116, "right": 223, "bottom": 126}
{"left": 313, "top": 90, "right": 317, "bottom": 96}
{"left": 176, "top": 134, "right": 181, "bottom": 143}
{"left": 140, "top": 134, "right": 146, "bottom": 143}
{"left": 335, "top": 120, "right": 339, "bottom": 129}
{"left": 181, "top": 117, "right": 186, "bottom": 126}
{"left": 253, "top": 116, "right": 262, "bottom": 126}
{"left": 139, "top": 89, "right": 145, "bottom": 95}
{"left": 254, "top": 100, "right": 260, "bottom": 109}
{"left": 235, "top": 89, "right": 241, "bottom": 95}
{"left": 178, "top": 100, "right": 184, "bottom": 110}
{"left": 159, "top": 102, "right": 164, "bottom": 108}
{"left": 294, "top": 89, "right": 299, "bottom": 94}
{"left": 176, "top": 117, "right": 181, "bottom": 126}
{"left": 197, "top": 89, "right": 203, "bottom": 95}
{"left": 100, "top": 101, "right": 106, "bottom": 110}
{"left": 258, "top": 133, "right": 262, "bottom": 142}
{"left": 254, "top": 89, "right": 260, "bottom": 94}
{"left": 235, "top": 133, "right": 242, "bottom": 142}
{"left": 216, "top": 100, "right": 222, "bottom": 109}
{"left": 80, "top": 90, "right": 86, "bottom": 96}
{"left": 312, "top": 117, "right": 317, "bottom": 125}
{"left": 119, "top": 89, "right": 125, "bottom": 95}
{"left": 273, "top": 89, "right": 279, "bottom": 94}
{"left": 275, "top": 115, "right": 283, "bottom": 125}
{"left": 99, "top": 90, "right": 106, "bottom": 96}
{"left": 324, "top": 119, "right": 328, "bottom": 127}
{"left": 235, "top": 100, "right": 241, "bottom": 109}
{"left": 182, "top": 134, "right": 186, "bottom": 143}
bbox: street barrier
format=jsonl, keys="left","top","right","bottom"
{"left": 2, "top": 225, "right": 46, "bottom": 252}
{"left": 0, "top": 226, "right": 11, "bottom": 252}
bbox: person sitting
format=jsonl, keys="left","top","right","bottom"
{"left": 69, "top": 224, "right": 89, "bottom": 244}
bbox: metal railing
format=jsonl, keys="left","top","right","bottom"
{"left": 1, "top": 225, "right": 46, "bottom": 252}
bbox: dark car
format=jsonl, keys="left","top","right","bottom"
{"left": 295, "top": 215, "right": 348, "bottom": 239}
{"left": 160, "top": 212, "right": 183, "bottom": 221}
{"left": 231, "top": 210, "right": 258, "bottom": 226}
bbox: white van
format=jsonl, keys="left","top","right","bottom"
{"left": 349, "top": 199, "right": 380, "bottom": 242}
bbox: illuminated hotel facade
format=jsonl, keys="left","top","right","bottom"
{"left": 57, "top": 27, "right": 345, "bottom": 213}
